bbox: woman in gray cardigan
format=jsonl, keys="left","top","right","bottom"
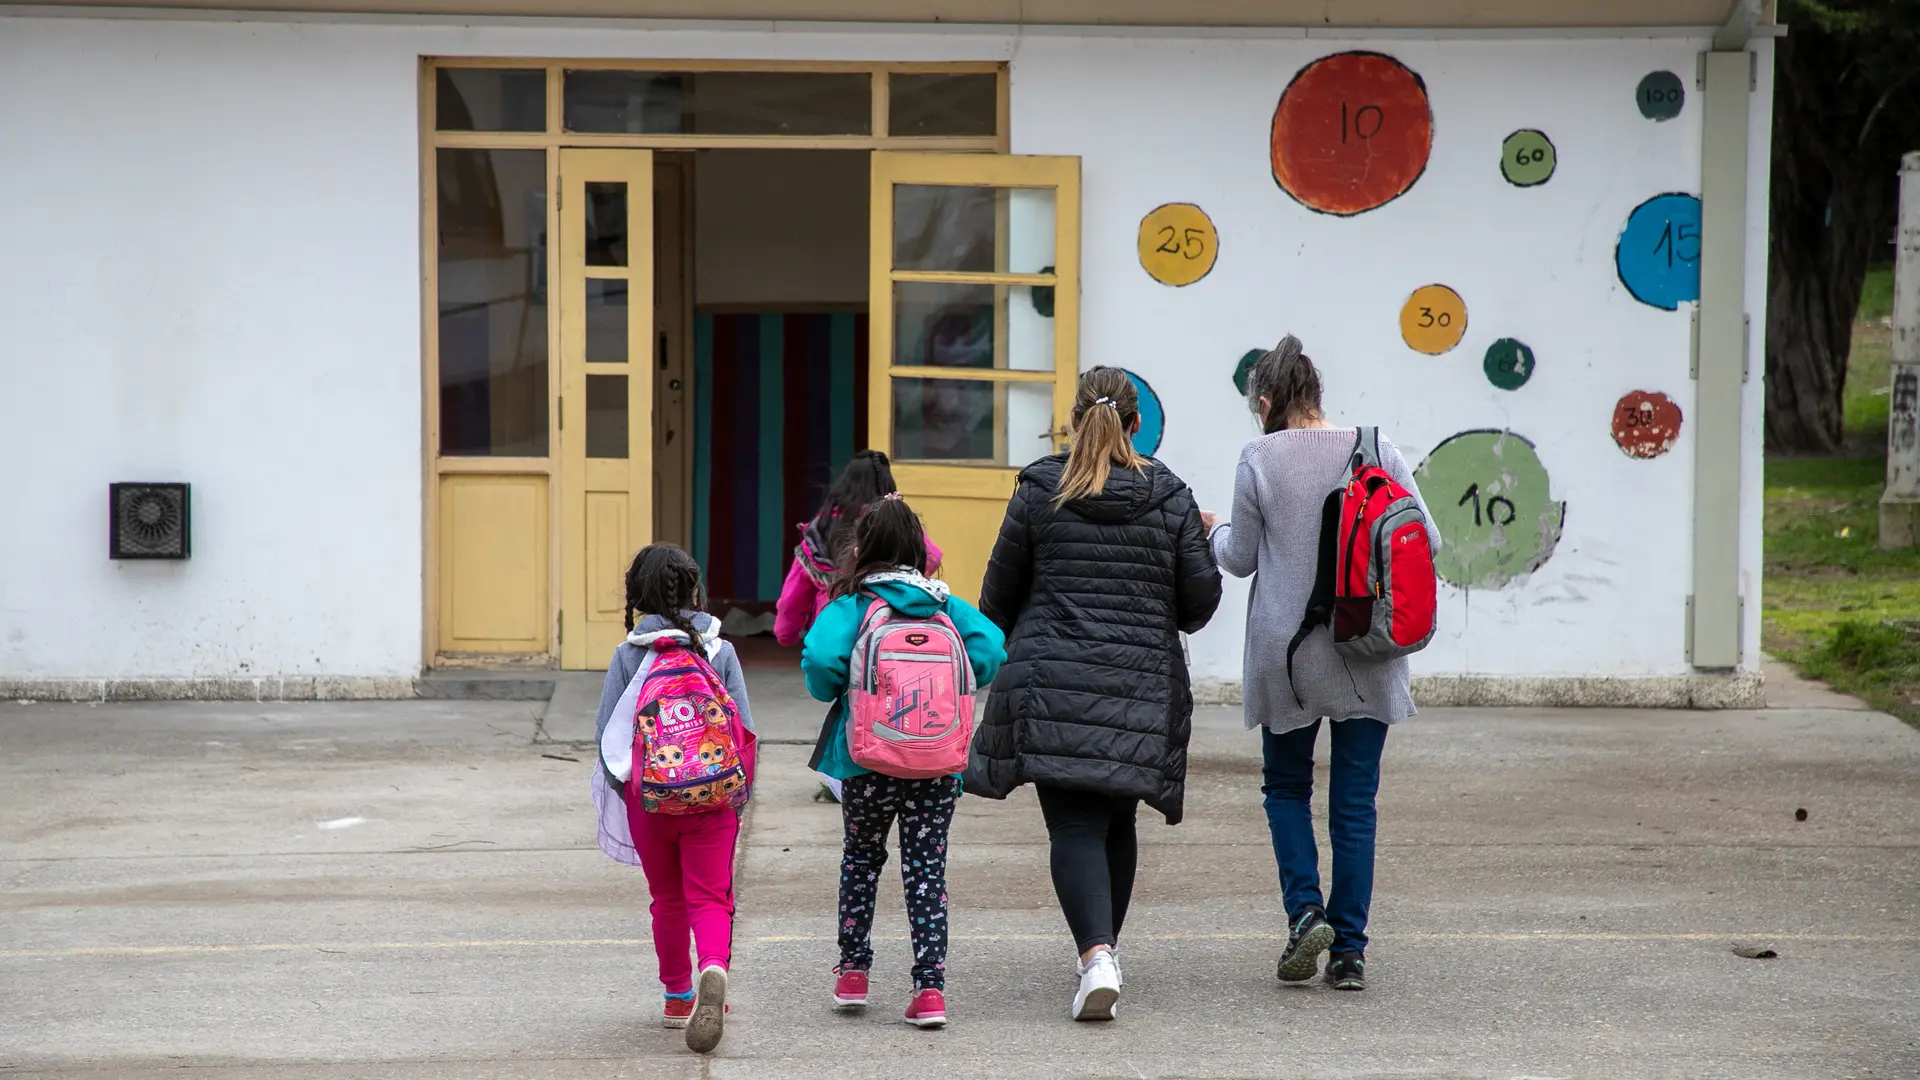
{"left": 1203, "top": 336, "right": 1438, "bottom": 993}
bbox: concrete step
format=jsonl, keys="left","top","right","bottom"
{"left": 415, "top": 669, "right": 557, "bottom": 701}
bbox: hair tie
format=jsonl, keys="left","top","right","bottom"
{"left": 881, "top": 491, "right": 904, "bottom": 502}
{"left": 1092, "top": 396, "right": 1120, "bottom": 411}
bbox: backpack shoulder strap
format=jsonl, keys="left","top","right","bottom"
{"left": 1284, "top": 487, "right": 1343, "bottom": 709}
{"left": 1350, "top": 426, "right": 1382, "bottom": 472}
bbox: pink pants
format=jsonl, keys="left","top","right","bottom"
{"left": 625, "top": 801, "right": 740, "bottom": 994}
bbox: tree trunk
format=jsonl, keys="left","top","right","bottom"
{"left": 1764, "top": 30, "right": 1900, "bottom": 454}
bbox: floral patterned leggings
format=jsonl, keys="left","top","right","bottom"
{"left": 837, "top": 773, "right": 960, "bottom": 990}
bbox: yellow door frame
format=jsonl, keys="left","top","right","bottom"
{"left": 421, "top": 59, "right": 1010, "bottom": 669}
{"left": 868, "top": 152, "right": 1082, "bottom": 605}
{"left": 558, "top": 149, "right": 657, "bottom": 670}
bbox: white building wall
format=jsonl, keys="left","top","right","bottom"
{"left": 0, "top": 13, "right": 1768, "bottom": 695}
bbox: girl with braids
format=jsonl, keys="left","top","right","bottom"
{"left": 965, "top": 366, "right": 1221, "bottom": 1022}
{"left": 773, "top": 449, "right": 943, "bottom": 648}
{"left": 591, "top": 543, "right": 756, "bottom": 1052}
{"left": 800, "top": 495, "right": 1004, "bottom": 1028}
{"left": 1205, "top": 335, "right": 1439, "bottom": 994}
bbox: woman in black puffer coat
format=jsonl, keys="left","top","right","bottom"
{"left": 965, "top": 365, "right": 1222, "bottom": 1021}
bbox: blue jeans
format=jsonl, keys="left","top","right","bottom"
{"left": 1260, "top": 718, "right": 1389, "bottom": 954}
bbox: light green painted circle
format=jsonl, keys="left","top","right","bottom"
{"left": 1500, "top": 129, "right": 1556, "bottom": 188}
{"left": 1414, "top": 430, "right": 1566, "bottom": 590}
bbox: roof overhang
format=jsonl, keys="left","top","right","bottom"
{"left": 7, "top": 0, "right": 1774, "bottom": 31}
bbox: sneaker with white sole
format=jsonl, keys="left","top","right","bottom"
{"left": 1071, "top": 950, "right": 1121, "bottom": 1021}
{"left": 685, "top": 964, "right": 728, "bottom": 1054}
{"left": 1075, "top": 949, "right": 1123, "bottom": 987}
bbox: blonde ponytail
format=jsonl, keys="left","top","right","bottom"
{"left": 1055, "top": 366, "right": 1148, "bottom": 505}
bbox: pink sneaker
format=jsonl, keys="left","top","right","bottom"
{"left": 904, "top": 987, "right": 948, "bottom": 1029}
{"left": 833, "top": 966, "right": 869, "bottom": 1009}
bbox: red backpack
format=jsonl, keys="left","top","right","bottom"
{"left": 1286, "top": 427, "right": 1438, "bottom": 704}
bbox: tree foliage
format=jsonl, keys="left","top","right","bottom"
{"left": 1766, "top": 0, "right": 1920, "bottom": 454}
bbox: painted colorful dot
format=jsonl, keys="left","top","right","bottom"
{"left": 1611, "top": 390, "right": 1683, "bottom": 458}
{"left": 1484, "top": 338, "right": 1535, "bottom": 391}
{"left": 1125, "top": 370, "right": 1165, "bottom": 456}
{"left": 1137, "top": 203, "right": 1219, "bottom": 287}
{"left": 1233, "top": 348, "right": 1264, "bottom": 397}
{"left": 1501, "top": 129, "right": 1556, "bottom": 187}
{"left": 1616, "top": 193, "right": 1702, "bottom": 311}
{"left": 1271, "top": 51, "right": 1434, "bottom": 216}
{"left": 1414, "top": 429, "right": 1566, "bottom": 590}
{"left": 1637, "top": 71, "right": 1685, "bottom": 121}
{"left": 1401, "top": 284, "right": 1468, "bottom": 355}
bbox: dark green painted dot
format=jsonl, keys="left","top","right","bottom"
{"left": 1636, "top": 71, "right": 1684, "bottom": 121}
{"left": 1031, "top": 265, "right": 1055, "bottom": 318}
{"left": 1484, "top": 338, "right": 1535, "bottom": 391}
{"left": 1233, "top": 348, "right": 1263, "bottom": 396}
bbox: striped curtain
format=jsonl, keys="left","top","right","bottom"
{"left": 693, "top": 311, "right": 870, "bottom": 604}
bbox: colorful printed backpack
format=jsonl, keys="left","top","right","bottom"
{"left": 844, "top": 597, "right": 975, "bottom": 779}
{"left": 631, "top": 644, "right": 752, "bottom": 815}
{"left": 1286, "top": 427, "right": 1438, "bottom": 704}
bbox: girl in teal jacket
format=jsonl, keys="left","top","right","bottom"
{"left": 799, "top": 494, "right": 1005, "bottom": 1028}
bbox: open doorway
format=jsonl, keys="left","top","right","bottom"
{"left": 670, "top": 150, "right": 872, "bottom": 651}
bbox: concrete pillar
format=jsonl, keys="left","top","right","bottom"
{"left": 1880, "top": 151, "right": 1920, "bottom": 550}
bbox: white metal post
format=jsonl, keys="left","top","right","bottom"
{"left": 1880, "top": 152, "right": 1920, "bottom": 549}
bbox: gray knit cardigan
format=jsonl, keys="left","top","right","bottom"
{"left": 1209, "top": 428, "right": 1440, "bottom": 733}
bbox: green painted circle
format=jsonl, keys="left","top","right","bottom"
{"left": 1500, "top": 129, "right": 1556, "bottom": 187}
{"left": 1483, "top": 338, "right": 1536, "bottom": 391}
{"left": 1233, "top": 348, "right": 1264, "bottom": 396}
{"left": 1414, "top": 430, "right": 1565, "bottom": 590}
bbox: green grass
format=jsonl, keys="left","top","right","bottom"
{"left": 1763, "top": 282, "right": 1920, "bottom": 725}
{"left": 1859, "top": 264, "right": 1894, "bottom": 323}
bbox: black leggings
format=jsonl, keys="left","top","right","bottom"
{"left": 1035, "top": 785, "right": 1139, "bottom": 953}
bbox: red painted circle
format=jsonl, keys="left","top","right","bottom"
{"left": 1271, "top": 51, "right": 1434, "bottom": 216}
{"left": 1611, "top": 391, "right": 1684, "bottom": 459}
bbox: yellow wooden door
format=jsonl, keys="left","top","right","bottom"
{"left": 559, "top": 149, "right": 655, "bottom": 670}
{"left": 869, "top": 153, "right": 1081, "bottom": 604}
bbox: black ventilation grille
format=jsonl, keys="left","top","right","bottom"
{"left": 110, "top": 483, "right": 191, "bottom": 560}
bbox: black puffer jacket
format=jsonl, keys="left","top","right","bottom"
{"left": 963, "top": 454, "right": 1223, "bottom": 824}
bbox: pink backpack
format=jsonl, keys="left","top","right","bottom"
{"left": 631, "top": 645, "right": 754, "bottom": 815}
{"left": 844, "top": 597, "right": 975, "bottom": 779}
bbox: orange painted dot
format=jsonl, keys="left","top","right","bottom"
{"left": 1399, "top": 285, "right": 1468, "bottom": 354}
{"left": 1271, "top": 51, "right": 1434, "bottom": 216}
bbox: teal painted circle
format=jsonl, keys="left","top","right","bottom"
{"left": 1616, "top": 192, "right": 1701, "bottom": 311}
{"left": 1233, "top": 348, "right": 1264, "bottom": 396}
{"left": 1483, "top": 338, "right": 1535, "bottom": 391}
{"left": 1126, "top": 370, "right": 1164, "bottom": 456}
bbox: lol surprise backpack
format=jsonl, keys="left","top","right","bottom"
{"left": 844, "top": 598, "right": 975, "bottom": 779}
{"left": 1285, "top": 427, "right": 1438, "bottom": 704}
{"left": 631, "top": 644, "right": 751, "bottom": 815}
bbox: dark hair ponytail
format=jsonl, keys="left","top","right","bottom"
{"left": 830, "top": 496, "right": 929, "bottom": 600}
{"left": 814, "top": 449, "right": 897, "bottom": 558}
{"left": 1247, "top": 334, "right": 1324, "bottom": 434}
{"left": 623, "top": 543, "right": 707, "bottom": 649}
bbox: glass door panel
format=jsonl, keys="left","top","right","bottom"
{"left": 869, "top": 152, "right": 1080, "bottom": 605}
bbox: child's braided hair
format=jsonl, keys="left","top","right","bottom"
{"left": 623, "top": 542, "right": 707, "bottom": 649}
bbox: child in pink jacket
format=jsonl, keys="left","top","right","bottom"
{"left": 773, "top": 450, "right": 942, "bottom": 647}
{"left": 773, "top": 451, "right": 941, "bottom": 803}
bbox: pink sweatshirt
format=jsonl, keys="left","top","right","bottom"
{"left": 772, "top": 536, "right": 943, "bottom": 646}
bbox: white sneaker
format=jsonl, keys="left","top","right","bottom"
{"left": 1071, "top": 950, "right": 1121, "bottom": 1021}
{"left": 1075, "top": 949, "right": 1123, "bottom": 986}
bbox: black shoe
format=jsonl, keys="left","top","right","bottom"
{"left": 1326, "top": 951, "right": 1366, "bottom": 991}
{"left": 1276, "top": 906, "right": 1335, "bottom": 982}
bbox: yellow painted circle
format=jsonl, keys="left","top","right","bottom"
{"left": 1399, "top": 284, "right": 1468, "bottom": 354}
{"left": 1137, "top": 203, "right": 1219, "bottom": 287}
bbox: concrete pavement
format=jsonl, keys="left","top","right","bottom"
{"left": 3, "top": 665, "right": 1917, "bottom": 1078}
